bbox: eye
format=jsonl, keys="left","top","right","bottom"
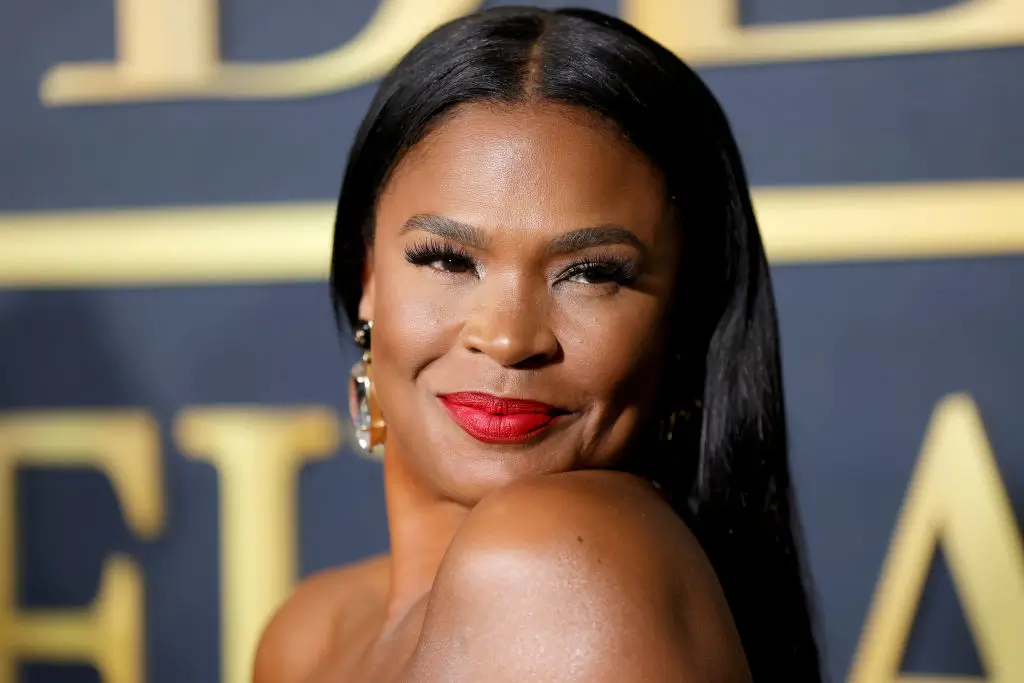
{"left": 560, "top": 258, "right": 638, "bottom": 287}
{"left": 404, "top": 240, "right": 477, "bottom": 276}
{"left": 428, "top": 254, "right": 474, "bottom": 274}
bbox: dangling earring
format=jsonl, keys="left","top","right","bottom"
{"left": 653, "top": 399, "right": 703, "bottom": 510}
{"left": 659, "top": 399, "right": 703, "bottom": 443}
{"left": 349, "top": 319, "right": 386, "bottom": 457}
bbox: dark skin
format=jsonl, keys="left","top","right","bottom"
{"left": 253, "top": 103, "right": 751, "bottom": 683}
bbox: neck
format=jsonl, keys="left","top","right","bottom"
{"left": 382, "top": 442, "right": 469, "bottom": 623}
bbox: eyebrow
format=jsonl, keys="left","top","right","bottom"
{"left": 546, "top": 225, "right": 647, "bottom": 257}
{"left": 400, "top": 213, "right": 646, "bottom": 256}
{"left": 401, "top": 214, "right": 491, "bottom": 250}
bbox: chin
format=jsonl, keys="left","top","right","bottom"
{"left": 418, "top": 432, "right": 579, "bottom": 504}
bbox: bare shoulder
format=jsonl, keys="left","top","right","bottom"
{"left": 404, "top": 471, "right": 750, "bottom": 683}
{"left": 447, "top": 470, "right": 714, "bottom": 590}
{"left": 465, "top": 470, "right": 695, "bottom": 551}
{"left": 252, "top": 554, "right": 389, "bottom": 683}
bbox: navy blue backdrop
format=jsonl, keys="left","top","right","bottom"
{"left": 1, "top": 2, "right": 1022, "bottom": 682}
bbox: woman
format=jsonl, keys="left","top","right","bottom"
{"left": 255, "top": 6, "right": 822, "bottom": 683}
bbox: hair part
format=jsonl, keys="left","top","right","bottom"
{"left": 330, "top": 7, "right": 823, "bottom": 681}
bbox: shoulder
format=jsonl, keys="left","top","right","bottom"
{"left": 405, "top": 472, "right": 750, "bottom": 683}
{"left": 448, "top": 470, "right": 700, "bottom": 572}
{"left": 252, "top": 555, "right": 388, "bottom": 683}
{"left": 447, "top": 470, "right": 715, "bottom": 588}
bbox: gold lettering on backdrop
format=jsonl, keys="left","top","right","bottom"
{"left": 39, "top": 0, "right": 1024, "bottom": 104}
{"left": 624, "top": 0, "right": 1024, "bottom": 65}
{"left": 175, "top": 409, "right": 340, "bottom": 683}
{"left": 0, "top": 411, "right": 164, "bottom": 683}
{"left": 848, "top": 395, "right": 1024, "bottom": 683}
{"left": 39, "top": 0, "right": 483, "bottom": 106}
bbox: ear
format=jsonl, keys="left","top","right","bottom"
{"left": 357, "top": 248, "right": 375, "bottom": 322}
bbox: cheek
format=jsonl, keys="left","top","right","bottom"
{"left": 553, "top": 295, "right": 665, "bottom": 466}
{"left": 555, "top": 293, "right": 665, "bottom": 408}
{"left": 368, "top": 253, "right": 458, "bottom": 395}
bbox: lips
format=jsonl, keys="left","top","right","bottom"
{"left": 438, "top": 392, "right": 567, "bottom": 444}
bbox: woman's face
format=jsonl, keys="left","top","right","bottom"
{"left": 361, "top": 102, "right": 678, "bottom": 502}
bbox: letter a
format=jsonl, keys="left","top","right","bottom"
{"left": 848, "top": 394, "right": 1024, "bottom": 683}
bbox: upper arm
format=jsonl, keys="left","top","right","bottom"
{"left": 403, "top": 472, "right": 749, "bottom": 683}
{"left": 251, "top": 570, "right": 346, "bottom": 683}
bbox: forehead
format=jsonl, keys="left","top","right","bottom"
{"left": 378, "top": 102, "right": 668, "bottom": 238}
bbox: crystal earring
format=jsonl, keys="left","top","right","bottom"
{"left": 349, "top": 319, "right": 386, "bottom": 457}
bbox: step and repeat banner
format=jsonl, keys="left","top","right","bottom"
{"left": 1, "top": 1, "right": 1023, "bottom": 682}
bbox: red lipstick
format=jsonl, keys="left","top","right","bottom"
{"left": 438, "top": 392, "right": 566, "bottom": 443}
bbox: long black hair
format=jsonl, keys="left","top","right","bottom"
{"left": 330, "top": 6, "right": 822, "bottom": 681}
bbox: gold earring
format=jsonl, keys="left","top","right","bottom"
{"left": 659, "top": 400, "right": 702, "bottom": 443}
{"left": 349, "top": 319, "right": 387, "bottom": 458}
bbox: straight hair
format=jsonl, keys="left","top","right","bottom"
{"left": 330, "top": 7, "right": 823, "bottom": 681}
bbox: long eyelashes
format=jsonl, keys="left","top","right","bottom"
{"left": 403, "top": 238, "right": 639, "bottom": 288}
{"left": 560, "top": 257, "right": 639, "bottom": 286}
{"left": 404, "top": 238, "right": 477, "bottom": 274}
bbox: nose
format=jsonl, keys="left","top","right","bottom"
{"left": 459, "top": 284, "right": 559, "bottom": 368}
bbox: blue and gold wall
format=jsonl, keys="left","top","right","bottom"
{"left": 1, "top": 2, "right": 1023, "bottom": 683}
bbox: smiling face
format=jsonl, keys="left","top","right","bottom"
{"left": 359, "top": 102, "right": 679, "bottom": 503}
